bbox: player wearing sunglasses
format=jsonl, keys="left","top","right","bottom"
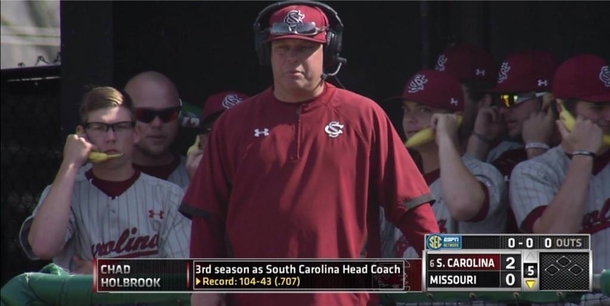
{"left": 465, "top": 50, "right": 559, "bottom": 233}
{"left": 467, "top": 50, "right": 559, "bottom": 164}
{"left": 510, "top": 55, "right": 609, "bottom": 304}
{"left": 124, "top": 71, "right": 190, "bottom": 188}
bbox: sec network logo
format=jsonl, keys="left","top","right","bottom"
{"left": 426, "top": 234, "right": 462, "bottom": 250}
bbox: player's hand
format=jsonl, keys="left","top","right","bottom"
{"left": 556, "top": 116, "right": 603, "bottom": 153}
{"left": 191, "top": 293, "right": 225, "bottom": 306}
{"left": 72, "top": 255, "right": 93, "bottom": 275}
{"left": 472, "top": 106, "right": 506, "bottom": 144}
{"left": 63, "top": 133, "right": 96, "bottom": 167}
{"left": 186, "top": 136, "right": 205, "bottom": 180}
{"left": 522, "top": 107, "right": 555, "bottom": 145}
{"left": 431, "top": 113, "right": 459, "bottom": 146}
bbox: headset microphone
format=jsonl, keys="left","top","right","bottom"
{"left": 321, "top": 57, "right": 347, "bottom": 80}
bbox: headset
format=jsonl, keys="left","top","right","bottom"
{"left": 253, "top": 0, "right": 346, "bottom": 72}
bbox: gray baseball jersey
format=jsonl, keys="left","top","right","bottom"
{"left": 382, "top": 154, "right": 507, "bottom": 259}
{"left": 19, "top": 170, "right": 191, "bottom": 272}
{"left": 486, "top": 140, "right": 523, "bottom": 163}
{"left": 166, "top": 155, "right": 189, "bottom": 188}
{"left": 510, "top": 146, "right": 609, "bottom": 274}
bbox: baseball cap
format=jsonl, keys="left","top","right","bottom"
{"left": 552, "top": 54, "right": 610, "bottom": 103}
{"left": 201, "top": 91, "right": 249, "bottom": 128}
{"left": 401, "top": 70, "right": 464, "bottom": 112}
{"left": 489, "top": 50, "right": 558, "bottom": 94}
{"left": 434, "top": 44, "right": 497, "bottom": 84}
{"left": 265, "top": 5, "right": 329, "bottom": 44}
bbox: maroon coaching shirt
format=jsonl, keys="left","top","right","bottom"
{"left": 180, "top": 84, "right": 436, "bottom": 306}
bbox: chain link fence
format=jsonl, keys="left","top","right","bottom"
{"left": 1, "top": 66, "right": 62, "bottom": 286}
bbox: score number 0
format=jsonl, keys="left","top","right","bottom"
{"left": 508, "top": 237, "right": 534, "bottom": 248}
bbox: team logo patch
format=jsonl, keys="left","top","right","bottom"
{"left": 435, "top": 54, "right": 447, "bottom": 71}
{"left": 600, "top": 65, "right": 610, "bottom": 87}
{"left": 221, "top": 94, "right": 244, "bottom": 109}
{"left": 475, "top": 68, "right": 486, "bottom": 76}
{"left": 538, "top": 79, "right": 548, "bottom": 87}
{"left": 498, "top": 62, "right": 511, "bottom": 83}
{"left": 284, "top": 10, "right": 305, "bottom": 30}
{"left": 148, "top": 209, "right": 164, "bottom": 219}
{"left": 408, "top": 74, "right": 428, "bottom": 93}
{"left": 450, "top": 97, "right": 458, "bottom": 106}
{"left": 324, "top": 121, "right": 344, "bottom": 138}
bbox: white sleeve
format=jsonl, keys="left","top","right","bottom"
{"left": 19, "top": 185, "right": 76, "bottom": 260}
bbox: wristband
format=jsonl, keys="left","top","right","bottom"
{"left": 525, "top": 142, "right": 550, "bottom": 150}
{"left": 571, "top": 150, "right": 596, "bottom": 158}
{"left": 472, "top": 132, "right": 492, "bottom": 144}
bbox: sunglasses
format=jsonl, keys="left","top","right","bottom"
{"left": 499, "top": 92, "right": 546, "bottom": 108}
{"left": 268, "top": 22, "right": 328, "bottom": 36}
{"left": 134, "top": 106, "right": 181, "bottom": 123}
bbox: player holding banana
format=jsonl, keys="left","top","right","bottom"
{"left": 383, "top": 70, "right": 507, "bottom": 259}
{"left": 510, "top": 54, "right": 609, "bottom": 301}
{"left": 20, "top": 86, "right": 191, "bottom": 273}
{"left": 185, "top": 91, "right": 248, "bottom": 180}
{"left": 510, "top": 54, "right": 610, "bottom": 250}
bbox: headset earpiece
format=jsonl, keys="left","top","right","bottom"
{"left": 253, "top": 1, "right": 344, "bottom": 69}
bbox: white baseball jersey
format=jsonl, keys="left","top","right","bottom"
{"left": 19, "top": 170, "right": 191, "bottom": 272}
{"left": 381, "top": 154, "right": 507, "bottom": 259}
{"left": 486, "top": 140, "right": 523, "bottom": 163}
{"left": 78, "top": 155, "right": 190, "bottom": 188}
{"left": 510, "top": 146, "right": 609, "bottom": 273}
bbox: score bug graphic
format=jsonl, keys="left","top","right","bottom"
{"left": 427, "top": 234, "right": 462, "bottom": 250}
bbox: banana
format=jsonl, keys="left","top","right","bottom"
{"left": 187, "top": 136, "right": 201, "bottom": 156}
{"left": 405, "top": 115, "right": 463, "bottom": 148}
{"left": 557, "top": 100, "right": 576, "bottom": 131}
{"left": 88, "top": 152, "right": 123, "bottom": 163}
{"left": 558, "top": 99, "right": 610, "bottom": 146}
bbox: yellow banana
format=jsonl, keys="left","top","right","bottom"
{"left": 405, "top": 115, "right": 463, "bottom": 148}
{"left": 88, "top": 152, "right": 123, "bottom": 163}
{"left": 186, "top": 136, "right": 200, "bottom": 156}
{"left": 558, "top": 100, "right": 610, "bottom": 146}
{"left": 557, "top": 100, "right": 576, "bottom": 131}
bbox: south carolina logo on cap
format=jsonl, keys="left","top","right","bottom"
{"left": 601, "top": 66, "right": 610, "bottom": 87}
{"left": 221, "top": 94, "right": 244, "bottom": 109}
{"left": 435, "top": 55, "right": 447, "bottom": 71}
{"left": 408, "top": 74, "right": 428, "bottom": 93}
{"left": 400, "top": 70, "right": 464, "bottom": 112}
{"left": 285, "top": 10, "right": 305, "bottom": 29}
{"left": 498, "top": 62, "right": 511, "bottom": 83}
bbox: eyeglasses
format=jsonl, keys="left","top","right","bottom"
{"left": 134, "top": 106, "right": 181, "bottom": 123}
{"left": 499, "top": 92, "right": 546, "bottom": 108}
{"left": 268, "top": 22, "right": 328, "bottom": 36}
{"left": 84, "top": 121, "right": 135, "bottom": 134}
